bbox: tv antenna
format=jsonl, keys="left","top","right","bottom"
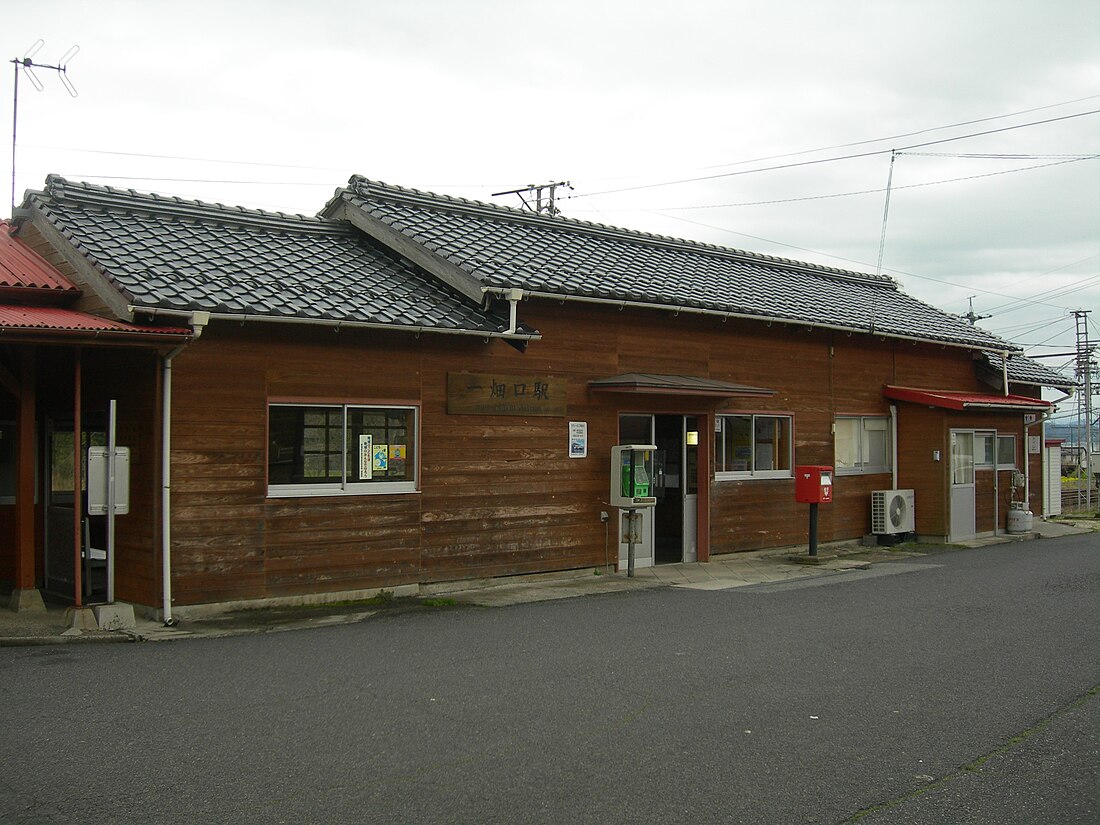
{"left": 962, "top": 296, "right": 991, "bottom": 325}
{"left": 492, "top": 181, "right": 573, "bottom": 216}
{"left": 10, "top": 40, "right": 79, "bottom": 217}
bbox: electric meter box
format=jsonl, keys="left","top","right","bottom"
{"left": 795, "top": 465, "right": 833, "bottom": 504}
{"left": 610, "top": 445, "right": 658, "bottom": 508}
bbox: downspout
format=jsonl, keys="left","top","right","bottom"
{"left": 505, "top": 288, "right": 524, "bottom": 334}
{"left": 1001, "top": 351, "right": 1010, "bottom": 396}
{"left": 890, "top": 404, "right": 899, "bottom": 490}
{"left": 160, "top": 311, "right": 209, "bottom": 626}
{"left": 1024, "top": 406, "right": 1055, "bottom": 518}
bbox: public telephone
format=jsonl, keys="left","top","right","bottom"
{"left": 610, "top": 445, "right": 658, "bottom": 508}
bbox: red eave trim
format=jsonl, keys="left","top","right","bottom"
{"left": 884, "top": 385, "right": 1051, "bottom": 412}
{"left": 0, "top": 305, "right": 191, "bottom": 341}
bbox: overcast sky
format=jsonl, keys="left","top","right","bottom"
{"left": 6, "top": 1, "right": 1099, "bottom": 408}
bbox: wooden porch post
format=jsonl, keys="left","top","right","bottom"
{"left": 73, "top": 347, "right": 83, "bottom": 606}
{"left": 10, "top": 347, "right": 44, "bottom": 612}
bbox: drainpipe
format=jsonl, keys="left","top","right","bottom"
{"left": 1001, "top": 351, "right": 1010, "bottom": 397}
{"left": 1024, "top": 407, "right": 1055, "bottom": 518}
{"left": 161, "top": 311, "right": 209, "bottom": 626}
{"left": 890, "top": 404, "right": 899, "bottom": 490}
{"left": 505, "top": 288, "right": 524, "bottom": 334}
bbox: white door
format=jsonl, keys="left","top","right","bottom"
{"left": 950, "top": 430, "right": 976, "bottom": 540}
{"left": 1044, "top": 444, "right": 1061, "bottom": 516}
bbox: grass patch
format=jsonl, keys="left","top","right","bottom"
{"left": 419, "top": 597, "right": 458, "bottom": 608}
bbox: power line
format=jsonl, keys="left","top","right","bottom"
{"left": 633, "top": 157, "right": 1094, "bottom": 212}
{"left": 569, "top": 108, "right": 1100, "bottom": 200}
{"left": 697, "top": 93, "right": 1100, "bottom": 172}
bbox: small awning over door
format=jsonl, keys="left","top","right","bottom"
{"left": 589, "top": 373, "right": 775, "bottom": 398}
{"left": 883, "top": 385, "right": 1050, "bottom": 412}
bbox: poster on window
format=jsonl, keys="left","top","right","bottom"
{"left": 359, "top": 434, "right": 372, "bottom": 480}
{"left": 373, "top": 444, "right": 389, "bottom": 473}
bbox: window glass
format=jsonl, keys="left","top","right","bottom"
{"left": 269, "top": 404, "right": 416, "bottom": 495}
{"left": 715, "top": 414, "right": 792, "bottom": 478}
{"left": 834, "top": 418, "right": 860, "bottom": 471}
{"left": 952, "top": 431, "right": 975, "bottom": 485}
{"left": 835, "top": 416, "right": 891, "bottom": 474}
{"left": 996, "top": 435, "right": 1017, "bottom": 469}
{"left": 346, "top": 408, "right": 413, "bottom": 484}
{"left": 974, "top": 433, "right": 995, "bottom": 467}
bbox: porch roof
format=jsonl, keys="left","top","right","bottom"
{"left": 884, "top": 385, "right": 1051, "bottom": 412}
{"left": 0, "top": 304, "right": 191, "bottom": 342}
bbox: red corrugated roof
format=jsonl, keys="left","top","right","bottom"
{"left": 0, "top": 221, "right": 80, "bottom": 293}
{"left": 0, "top": 305, "right": 190, "bottom": 339}
{"left": 884, "top": 385, "right": 1051, "bottom": 411}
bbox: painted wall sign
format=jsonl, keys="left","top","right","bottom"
{"left": 447, "top": 372, "right": 567, "bottom": 417}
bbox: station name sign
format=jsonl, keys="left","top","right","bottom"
{"left": 447, "top": 372, "right": 566, "bottom": 417}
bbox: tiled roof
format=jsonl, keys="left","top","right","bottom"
{"left": 333, "top": 176, "right": 1020, "bottom": 352}
{"left": 22, "top": 177, "right": 524, "bottom": 338}
{"left": 984, "top": 352, "right": 1076, "bottom": 390}
{"left": 0, "top": 220, "right": 80, "bottom": 296}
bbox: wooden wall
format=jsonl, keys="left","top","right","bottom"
{"left": 158, "top": 299, "right": 1035, "bottom": 606}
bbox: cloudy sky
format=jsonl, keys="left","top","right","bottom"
{"left": 5, "top": 1, "right": 1098, "bottom": 405}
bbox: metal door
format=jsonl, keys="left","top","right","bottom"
{"left": 950, "top": 430, "right": 976, "bottom": 540}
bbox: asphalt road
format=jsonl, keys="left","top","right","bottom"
{"left": 2, "top": 536, "right": 1097, "bottom": 824}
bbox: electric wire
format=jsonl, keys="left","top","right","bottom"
{"left": 568, "top": 108, "right": 1100, "bottom": 200}
{"left": 697, "top": 93, "right": 1100, "bottom": 172}
{"left": 631, "top": 157, "right": 1095, "bottom": 211}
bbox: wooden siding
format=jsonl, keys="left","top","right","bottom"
{"left": 157, "top": 300, "right": 1030, "bottom": 606}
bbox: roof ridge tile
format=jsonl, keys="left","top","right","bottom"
{"left": 38, "top": 175, "right": 346, "bottom": 235}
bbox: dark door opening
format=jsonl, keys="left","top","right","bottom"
{"left": 654, "top": 415, "right": 694, "bottom": 564}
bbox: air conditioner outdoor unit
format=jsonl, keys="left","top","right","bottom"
{"left": 872, "top": 489, "right": 915, "bottom": 535}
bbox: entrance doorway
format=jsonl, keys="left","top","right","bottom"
{"left": 618, "top": 414, "right": 699, "bottom": 567}
{"left": 949, "top": 429, "right": 976, "bottom": 541}
{"left": 43, "top": 419, "right": 108, "bottom": 603}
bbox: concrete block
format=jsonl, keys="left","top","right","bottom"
{"left": 8, "top": 588, "right": 46, "bottom": 613}
{"left": 93, "top": 603, "right": 136, "bottom": 631}
{"left": 65, "top": 607, "right": 100, "bottom": 630}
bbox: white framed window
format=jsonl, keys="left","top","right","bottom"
{"left": 835, "top": 416, "right": 892, "bottom": 475}
{"left": 974, "top": 433, "right": 995, "bottom": 468}
{"left": 996, "top": 434, "right": 1017, "bottom": 470}
{"left": 267, "top": 404, "right": 417, "bottom": 497}
{"left": 714, "top": 414, "right": 792, "bottom": 479}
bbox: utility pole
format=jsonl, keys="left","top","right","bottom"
{"left": 1072, "top": 310, "right": 1095, "bottom": 509}
{"left": 962, "top": 296, "right": 991, "bottom": 326}
{"left": 492, "top": 181, "right": 573, "bottom": 216}
{"left": 10, "top": 40, "right": 79, "bottom": 217}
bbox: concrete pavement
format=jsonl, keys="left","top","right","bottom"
{"left": 2, "top": 517, "right": 1094, "bottom": 645}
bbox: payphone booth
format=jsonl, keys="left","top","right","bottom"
{"left": 611, "top": 445, "right": 657, "bottom": 575}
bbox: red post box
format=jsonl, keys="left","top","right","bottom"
{"left": 795, "top": 465, "right": 833, "bottom": 504}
